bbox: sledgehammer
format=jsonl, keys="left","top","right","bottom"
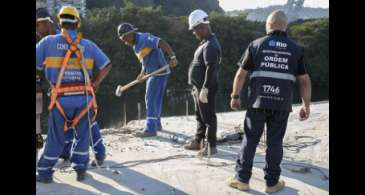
{"left": 115, "top": 64, "right": 171, "bottom": 97}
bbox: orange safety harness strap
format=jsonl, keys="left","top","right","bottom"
{"left": 48, "top": 31, "right": 98, "bottom": 131}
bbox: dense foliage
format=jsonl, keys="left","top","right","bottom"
{"left": 38, "top": 2, "right": 328, "bottom": 129}
{"left": 86, "top": 0, "right": 222, "bottom": 16}
{"left": 79, "top": 5, "right": 328, "bottom": 99}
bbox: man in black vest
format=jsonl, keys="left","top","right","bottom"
{"left": 183, "top": 9, "right": 222, "bottom": 156}
{"left": 226, "top": 10, "right": 312, "bottom": 194}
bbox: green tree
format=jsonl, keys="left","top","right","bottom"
{"left": 80, "top": 5, "right": 328, "bottom": 100}
{"left": 289, "top": 18, "right": 329, "bottom": 91}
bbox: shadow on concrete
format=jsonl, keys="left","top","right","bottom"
{"left": 214, "top": 144, "right": 329, "bottom": 192}
{"left": 87, "top": 160, "right": 189, "bottom": 195}
{"left": 36, "top": 180, "right": 133, "bottom": 195}
{"left": 138, "top": 128, "right": 329, "bottom": 193}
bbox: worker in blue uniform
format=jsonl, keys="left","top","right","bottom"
{"left": 36, "top": 6, "right": 112, "bottom": 183}
{"left": 117, "top": 23, "right": 177, "bottom": 137}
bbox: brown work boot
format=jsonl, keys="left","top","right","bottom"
{"left": 197, "top": 144, "right": 217, "bottom": 157}
{"left": 226, "top": 177, "right": 250, "bottom": 191}
{"left": 134, "top": 131, "right": 157, "bottom": 138}
{"left": 265, "top": 180, "right": 285, "bottom": 194}
{"left": 183, "top": 139, "right": 201, "bottom": 150}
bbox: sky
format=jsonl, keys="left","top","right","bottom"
{"left": 218, "top": 0, "right": 329, "bottom": 11}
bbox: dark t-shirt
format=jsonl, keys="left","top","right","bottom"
{"left": 188, "top": 34, "right": 222, "bottom": 89}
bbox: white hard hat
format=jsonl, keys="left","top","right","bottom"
{"left": 188, "top": 9, "right": 210, "bottom": 30}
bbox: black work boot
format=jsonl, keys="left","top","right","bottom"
{"left": 76, "top": 170, "right": 87, "bottom": 181}
{"left": 36, "top": 174, "right": 53, "bottom": 184}
{"left": 91, "top": 158, "right": 105, "bottom": 167}
{"left": 183, "top": 139, "right": 201, "bottom": 150}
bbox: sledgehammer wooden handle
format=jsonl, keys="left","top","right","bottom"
{"left": 115, "top": 64, "right": 171, "bottom": 96}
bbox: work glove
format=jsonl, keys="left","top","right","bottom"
{"left": 199, "top": 88, "right": 209, "bottom": 103}
{"left": 36, "top": 134, "right": 44, "bottom": 149}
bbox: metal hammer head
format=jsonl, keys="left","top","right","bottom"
{"left": 115, "top": 85, "right": 123, "bottom": 97}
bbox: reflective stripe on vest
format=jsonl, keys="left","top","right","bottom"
{"left": 250, "top": 71, "right": 296, "bottom": 82}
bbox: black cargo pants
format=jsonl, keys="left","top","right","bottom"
{"left": 191, "top": 86, "right": 218, "bottom": 147}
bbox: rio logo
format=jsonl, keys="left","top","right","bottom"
{"left": 269, "top": 40, "right": 287, "bottom": 49}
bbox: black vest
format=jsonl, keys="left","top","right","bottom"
{"left": 248, "top": 31, "right": 303, "bottom": 112}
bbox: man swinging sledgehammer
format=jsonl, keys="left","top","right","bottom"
{"left": 117, "top": 23, "right": 177, "bottom": 137}
{"left": 36, "top": 6, "right": 112, "bottom": 183}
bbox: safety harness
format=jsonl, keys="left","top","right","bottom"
{"left": 48, "top": 31, "right": 98, "bottom": 131}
